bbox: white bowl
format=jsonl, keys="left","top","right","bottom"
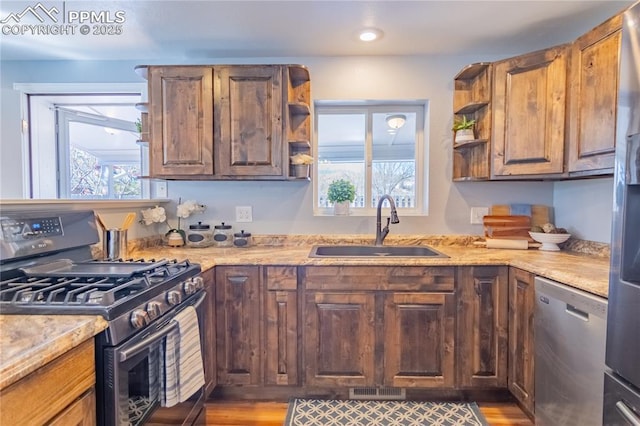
{"left": 529, "top": 232, "right": 571, "bottom": 251}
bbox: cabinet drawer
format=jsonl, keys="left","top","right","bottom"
{"left": 265, "top": 266, "right": 297, "bottom": 290}
{"left": 303, "top": 266, "right": 454, "bottom": 291}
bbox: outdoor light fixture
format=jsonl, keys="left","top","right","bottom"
{"left": 386, "top": 114, "right": 406, "bottom": 129}
{"left": 359, "top": 28, "right": 383, "bottom": 42}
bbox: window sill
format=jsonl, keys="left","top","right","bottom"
{"left": 314, "top": 208, "right": 426, "bottom": 217}
{"left": 0, "top": 199, "right": 171, "bottom": 211}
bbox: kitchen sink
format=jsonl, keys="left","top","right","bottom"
{"left": 308, "top": 245, "right": 448, "bottom": 258}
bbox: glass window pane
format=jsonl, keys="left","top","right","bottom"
{"left": 68, "top": 121, "right": 141, "bottom": 199}
{"left": 372, "top": 112, "right": 416, "bottom": 208}
{"left": 317, "top": 113, "right": 365, "bottom": 207}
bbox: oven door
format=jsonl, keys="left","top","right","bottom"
{"left": 99, "top": 291, "right": 206, "bottom": 426}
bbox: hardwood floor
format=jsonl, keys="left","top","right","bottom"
{"left": 205, "top": 401, "right": 533, "bottom": 425}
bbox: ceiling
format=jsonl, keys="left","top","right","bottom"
{"left": 0, "top": 1, "right": 633, "bottom": 61}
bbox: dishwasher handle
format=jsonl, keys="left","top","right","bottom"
{"left": 566, "top": 303, "right": 589, "bottom": 321}
{"left": 616, "top": 401, "right": 640, "bottom": 426}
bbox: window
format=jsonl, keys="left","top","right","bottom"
{"left": 56, "top": 107, "right": 141, "bottom": 199}
{"left": 314, "top": 102, "right": 427, "bottom": 215}
{"left": 26, "top": 92, "right": 147, "bottom": 199}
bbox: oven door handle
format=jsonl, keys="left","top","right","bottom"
{"left": 118, "top": 291, "right": 206, "bottom": 362}
{"left": 119, "top": 322, "right": 177, "bottom": 362}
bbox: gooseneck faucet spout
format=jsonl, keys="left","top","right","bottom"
{"left": 375, "top": 194, "right": 400, "bottom": 246}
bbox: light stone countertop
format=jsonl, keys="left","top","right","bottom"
{"left": 0, "top": 235, "right": 609, "bottom": 392}
{"left": 131, "top": 236, "right": 610, "bottom": 298}
{"left": 0, "top": 315, "right": 107, "bottom": 390}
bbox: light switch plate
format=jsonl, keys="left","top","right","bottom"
{"left": 470, "top": 207, "right": 489, "bottom": 224}
{"left": 236, "top": 206, "right": 253, "bottom": 222}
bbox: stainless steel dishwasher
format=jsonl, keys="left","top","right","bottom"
{"left": 535, "top": 276, "right": 608, "bottom": 426}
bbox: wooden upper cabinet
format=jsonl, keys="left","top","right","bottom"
{"left": 492, "top": 45, "right": 568, "bottom": 177}
{"left": 148, "top": 66, "right": 214, "bottom": 176}
{"left": 567, "top": 14, "right": 622, "bottom": 175}
{"left": 215, "top": 66, "right": 284, "bottom": 178}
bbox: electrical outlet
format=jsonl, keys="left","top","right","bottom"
{"left": 154, "top": 181, "right": 168, "bottom": 198}
{"left": 470, "top": 207, "right": 489, "bottom": 224}
{"left": 235, "top": 206, "right": 253, "bottom": 223}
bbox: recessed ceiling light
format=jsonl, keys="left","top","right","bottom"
{"left": 359, "top": 28, "right": 383, "bottom": 42}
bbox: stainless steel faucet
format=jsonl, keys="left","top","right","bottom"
{"left": 375, "top": 194, "right": 400, "bottom": 246}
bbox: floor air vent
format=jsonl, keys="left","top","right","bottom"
{"left": 349, "top": 387, "right": 406, "bottom": 400}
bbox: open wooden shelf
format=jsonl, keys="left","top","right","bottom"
{"left": 453, "top": 139, "right": 488, "bottom": 149}
{"left": 455, "top": 101, "right": 489, "bottom": 115}
{"left": 454, "top": 62, "right": 491, "bottom": 81}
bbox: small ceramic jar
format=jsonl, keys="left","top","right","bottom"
{"left": 166, "top": 229, "right": 185, "bottom": 247}
{"left": 233, "top": 230, "right": 252, "bottom": 248}
{"left": 213, "top": 222, "right": 233, "bottom": 247}
{"left": 186, "top": 222, "right": 213, "bottom": 248}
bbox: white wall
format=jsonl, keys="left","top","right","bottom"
{"left": 553, "top": 178, "right": 614, "bottom": 243}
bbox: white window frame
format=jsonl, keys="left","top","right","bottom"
{"left": 313, "top": 100, "right": 428, "bottom": 216}
{"left": 13, "top": 83, "right": 172, "bottom": 201}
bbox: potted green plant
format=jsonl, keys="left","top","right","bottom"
{"left": 452, "top": 115, "right": 476, "bottom": 143}
{"left": 327, "top": 179, "right": 356, "bottom": 215}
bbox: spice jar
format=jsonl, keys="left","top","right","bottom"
{"left": 213, "top": 222, "right": 233, "bottom": 247}
{"left": 233, "top": 230, "right": 252, "bottom": 248}
{"left": 186, "top": 222, "right": 213, "bottom": 248}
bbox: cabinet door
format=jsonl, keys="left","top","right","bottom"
{"left": 215, "top": 266, "right": 262, "bottom": 385}
{"left": 383, "top": 292, "right": 456, "bottom": 388}
{"left": 567, "top": 14, "right": 622, "bottom": 174}
{"left": 304, "top": 292, "right": 376, "bottom": 387}
{"left": 492, "top": 45, "right": 568, "bottom": 176}
{"left": 148, "top": 66, "right": 214, "bottom": 176}
{"left": 508, "top": 268, "right": 536, "bottom": 415}
{"left": 215, "top": 66, "right": 284, "bottom": 178}
{"left": 48, "top": 389, "right": 95, "bottom": 426}
{"left": 202, "top": 268, "right": 216, "bottom": 396}
{"left": 456, "top": 266, "right": 508, "bottom": 388}
{"left": 264, "top": 266, "right": 298, "bottom": 386}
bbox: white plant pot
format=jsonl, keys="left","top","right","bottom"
{"left": 455, "top": 128, "right": 475, "bottom": 143}
{"left": 333, "top": 201, "right": 350, "bottom": 216}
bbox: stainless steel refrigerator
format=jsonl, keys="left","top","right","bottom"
{"left": 604, "top": 1, "right": 640, "bottom": 424}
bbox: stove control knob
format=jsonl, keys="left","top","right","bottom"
{"left": 192, "top": 276, "right": 204, "bottom": 290}
{"left": 183, "top": 278, "right": 197, "bottom": 295}
{"left": 130, "top": 309, "right": 150, "bottom": 329}
{"left": 167, "top": 290, "right": 182, "bottom": 306}
{"left": 146, "top": 301, "right": 162, "bottom": 320}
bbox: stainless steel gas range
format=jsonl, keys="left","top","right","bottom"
{"left": 0, "top": 210, "right": 207, "bottom": 426}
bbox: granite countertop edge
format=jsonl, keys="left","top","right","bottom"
{"left": 0, "top": 315, "right": 108, "bottom": 390}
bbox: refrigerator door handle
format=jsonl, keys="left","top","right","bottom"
{"left": 615, "top": 401, "right": 640, "bottom": 426}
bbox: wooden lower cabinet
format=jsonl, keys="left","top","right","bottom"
{"left": 456, "top": 266, "right": 509, "bottom": 388}
{"left": 49, "top": 389, "right": 96, "bottom": 426}
{"left": 384, "top": 292, "right": 456, "bottom": 387}
{"left": 264, "top": 266, "right": 299, "bottom": 386}
{"left": 302, "top": 266, "right": 456, "bottom": 389}
{"left": 0, "top": 338, "right": 96, "bottom": 425}
{"left": 304, "top": 292, "right": 376, "bottom": 387}
{"left": 202, "top": 268, "right": 217, "bottom": 396}
{"left": 215, "top": 266, "right": 262, "bottom": 385}
{"left": 508, "top": 267, "right": 536, "bottom": 415}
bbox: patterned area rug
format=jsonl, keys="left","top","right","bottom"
{"left": 285, "top": 399, "right": 489, "bottom": 426}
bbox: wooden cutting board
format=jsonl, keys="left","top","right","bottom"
{"left": 483, "top": 215, "right": 532, "bottom": 240}
{"left": 490, "top": 205, "right": 551, "bottom": 227}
